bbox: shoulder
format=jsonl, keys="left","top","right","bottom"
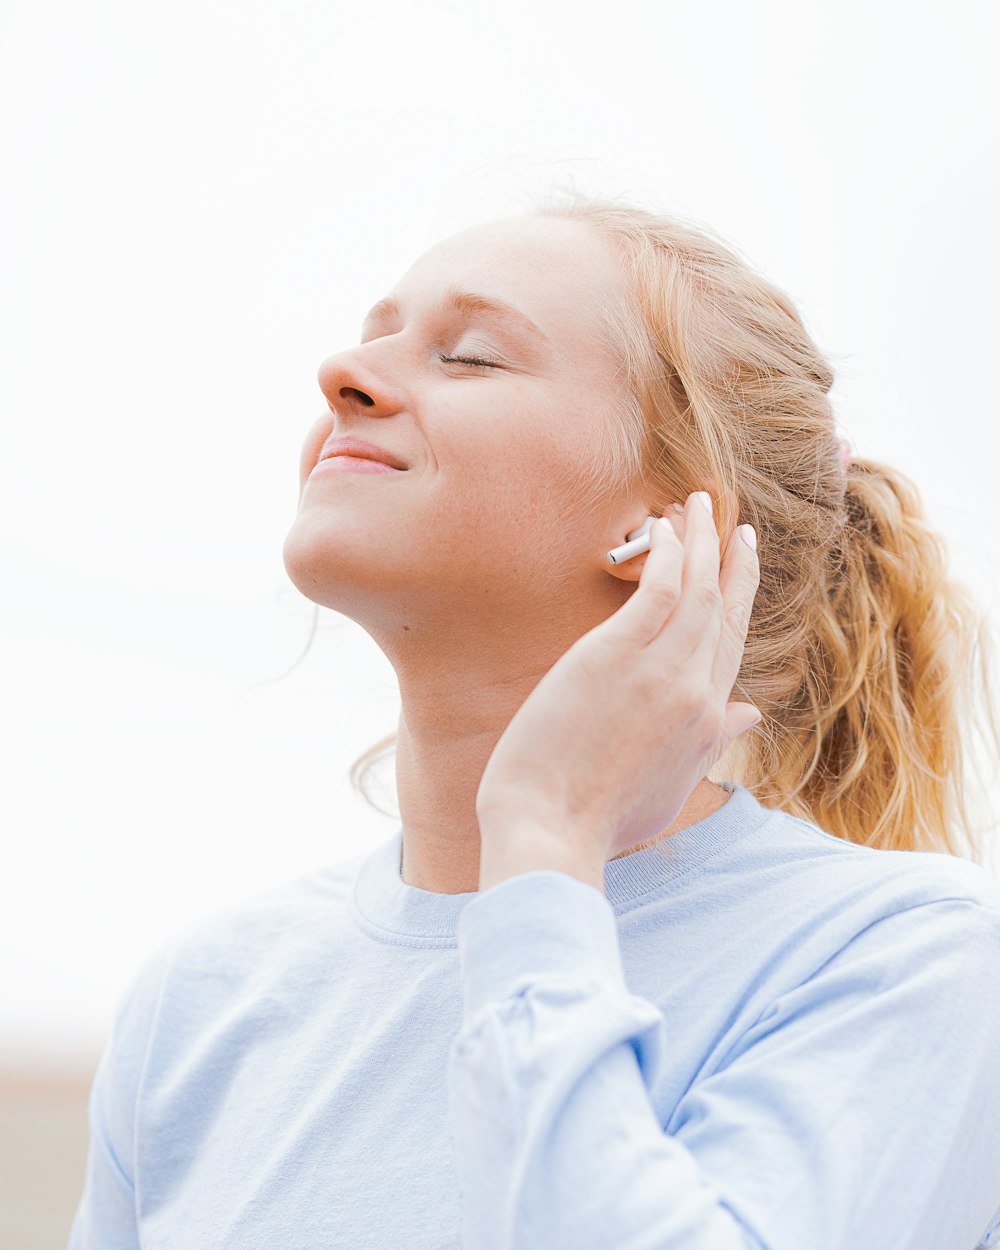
{"left": 170, "top": 850, "right": 368, "bottom": 957}
{"left": 670, "top": 797, "right": 1000, "bottom": 1012}
{"left": 666, "top": 809, "right": 1000, "bottom": 1250}
{"left": 737, "top": 798, "right": 1000, "bottom": 919}
{"left": 112, "top": 849, "right": 371, "bottom": 1040}
{"left": 747, "top": 808, "right": 1000, "bottom": 998}
{"left": 84, "top": 849, "right": 372, "bottom": 1186}
{"left": 693, "top": 808, "right": 1000, "bottom": 1073}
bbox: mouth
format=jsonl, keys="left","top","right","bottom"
{"left": 318, "top": 437, "right": 409, "bottom": 471}
{"left": 310, "top": 455, "right": 404, "bottom": 477}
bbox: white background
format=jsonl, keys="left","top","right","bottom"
{"left": 2, "top": 0, "right": 998, "bottom": 1070}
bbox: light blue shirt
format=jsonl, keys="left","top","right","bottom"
{"left": 69, "top": 782, "right": 1000, "bottom": 1248}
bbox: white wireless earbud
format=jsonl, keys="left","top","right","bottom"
{"left": 607, "top": 515, "right": 660, "bottom": 565}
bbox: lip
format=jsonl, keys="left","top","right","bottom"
{"left": 310, "top": 455, "right": 403, "bottom": 476}
{"left": 317, "top": 437, "right": 408, "bottom": 471}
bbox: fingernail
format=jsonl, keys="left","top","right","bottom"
{"left": 694, "top": 491, "right": 713, "bottom": 515}
{"left": 738, "top": 524, "right": 757, "bottom": 550}
{"left": 670, "top": 503, "right": 684, "bottom": 514}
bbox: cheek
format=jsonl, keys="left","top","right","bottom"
{"left": 298, "top": 414, "right": 334, "bottom": 483}
{"left": 442, "top": 432, "right": 579, "bottom": 552}
{"left": 442, "top": 390, "right": 571, "bottom": 478}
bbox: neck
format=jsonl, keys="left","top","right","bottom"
{"left": 394, "top": 686, "right": 731, "bottom": 894}
{"left": 351, "top": 542, "right": 730, "bottom": 894}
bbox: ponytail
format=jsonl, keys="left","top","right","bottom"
{"left": 746, "top": 454, "right": 999, "bottom": 862}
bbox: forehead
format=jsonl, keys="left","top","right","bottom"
{"left": 390, "top": 215, "right": 623, "bottom": 351}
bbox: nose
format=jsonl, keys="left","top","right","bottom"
{"left": 317, "top": 345, "right": 404, "bottom": 419}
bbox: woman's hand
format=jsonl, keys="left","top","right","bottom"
{"left": 475, "top": 492, "right": 762, "bottom": 885}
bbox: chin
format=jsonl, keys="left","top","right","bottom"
{"left": 281, "top": 516, "right": 408, "bottom": 617}
{"left": 281, "top": 520, "right": 344, "bottom": 609}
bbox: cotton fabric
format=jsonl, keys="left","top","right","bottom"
{"left": 68, "top": 782, "right": 1000, "bottom": 1249}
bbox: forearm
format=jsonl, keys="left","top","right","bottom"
{"left": 449, "top": 869, "right": 754, "bottom": 1250}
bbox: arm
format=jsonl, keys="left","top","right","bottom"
{"left": 446, "top": 870, "right": 1000, "bottom": 1250}
{"left": 67, "top": 945, "right": 171, "bottom": 1250}
{"left": 67, "top": 1048, "right": 141, "bottom": 1250}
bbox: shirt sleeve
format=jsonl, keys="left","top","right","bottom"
{"left": 67, "top": 942, "right": 173, "bottom": 1250}
{"left": 447, "top": 870, "right": 1000, "bottom": 1250}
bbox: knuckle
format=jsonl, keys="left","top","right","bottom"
{"left": 692, "top": 576, "right": 723, "bottom": 613}
{"left": 644, "top": 577, "right": 681, "bottom": 615}
{"left": 633, "top": 679, "right": 665, "bottom": 717}
{"left": 726, "top": 599, "right": 752, "bottom": 639}
{"left": 668, "top": 670, "right": 724, "bottom": 722}
{"left": 695, "top": 700, "right": 724, "bottom": 737}
{"left": 672, "top": 677, "right": 708, "bottom": 720}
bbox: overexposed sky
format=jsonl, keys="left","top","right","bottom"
{"left": 2, "top": 0, "right": 998, "bottom": 1067}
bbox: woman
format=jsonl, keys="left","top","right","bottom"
{"left": 69, "top": 197, "right": 1000, "bottom": 1249}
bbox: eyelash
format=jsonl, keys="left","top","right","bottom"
{"left": 438, "top": 352, "right": 502, "bottom": 372}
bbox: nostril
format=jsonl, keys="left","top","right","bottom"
{"left": 341, "top": 387, "right": 375, "bottom": 406}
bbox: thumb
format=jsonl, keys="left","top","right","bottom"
{"left": 722, "top": 701, "right": 763, "bottom": 747}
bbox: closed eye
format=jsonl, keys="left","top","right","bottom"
{"left": 438, "top": 352, "right": 502, "bottom": 372}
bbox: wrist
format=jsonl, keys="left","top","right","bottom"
{"left": 477, "top": 819, "right": 607, "bottom": 895}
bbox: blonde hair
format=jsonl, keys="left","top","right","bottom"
{"left": 346, "top": 193, "right": 1000, "bottom": 866}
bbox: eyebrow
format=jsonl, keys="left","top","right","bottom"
{"left": 361, "top": 284, "right": 549, "bottom": 342}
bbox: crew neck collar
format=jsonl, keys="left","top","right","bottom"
{"left": 350, "top": 781, "right": 774, "bottom": 945}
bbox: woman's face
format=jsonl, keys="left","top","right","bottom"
{"left": 283, "top": 214, "right": 644, "bottom": 638}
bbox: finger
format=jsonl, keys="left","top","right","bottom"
{"left": 607, "top": 515, "right": 685, "bottom": 648}
{"left": 654, "top": 491, "right": 723, "bottom": 666}
{"left": 720, "top": 699, "right": 764, "bottom": 751}
{"left": 711, "top": 522, "right": 761, "bottom": 697}
{"left": 685, "top": 491, "right": 720, "bottom": 584}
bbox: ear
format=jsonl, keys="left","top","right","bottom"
{"left": 605, "top": 551, "right": 647, "bottom": 584}
{"left": 604, "top": 510, "right": 684, "bottom": 583}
